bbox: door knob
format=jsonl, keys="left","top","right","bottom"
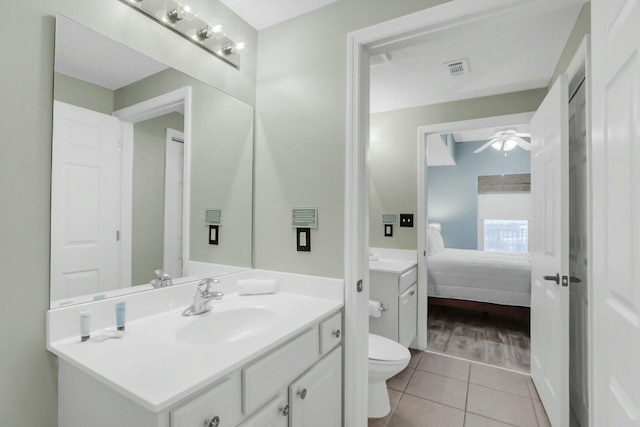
{"left": 543, "top": 273, "right": 560, "bottom": 284}
{"left": 205, "top": 416, "right": 219, "bottom": 427}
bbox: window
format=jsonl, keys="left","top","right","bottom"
{"left": 483, "top": 220, "right": 528, "bottom": 253}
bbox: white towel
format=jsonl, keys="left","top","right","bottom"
{"left": 238, "top": 279, "right": 277, "bottom": 295}
{"left": 369, "top": 300, "right": 382, "bottom": 318}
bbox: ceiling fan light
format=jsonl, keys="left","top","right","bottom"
{"left": 503, "top": 139, "right": 517, "bottom": 151}
{"left": 491, "top": 141, "right": 503, "bottom": 151}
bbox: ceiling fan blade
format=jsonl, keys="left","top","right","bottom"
{"left": 512, "top": 136, "right": 531, "bottom": 150}
{"left": 514, "top": 132, "right": 531, "bottom": 137}
{"left": 473, "top": 140, "right": 496, "bottom": 153}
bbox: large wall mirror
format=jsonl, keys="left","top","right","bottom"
{"left": 50, "top": 15, "right": 254, "bottom": 308}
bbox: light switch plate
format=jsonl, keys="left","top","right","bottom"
{"left": 297, "top": 228, "right": 311, "bottom": 251}
{"left": 400, "top": 213, "right": 414, "bottom": 227}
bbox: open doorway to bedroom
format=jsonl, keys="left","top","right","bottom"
{"left": 425, "top": 120, "right": 533, "bottom": 372}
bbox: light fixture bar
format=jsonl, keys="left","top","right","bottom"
{"left": 118, "top": 0, "right": 246, "bottom": 69}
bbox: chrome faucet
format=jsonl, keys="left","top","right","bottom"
{"left": 182, "top": 278, "right": 224, "bottom": 316}
{"left": 151, "top": 270, "right": 173, "bottom": 288}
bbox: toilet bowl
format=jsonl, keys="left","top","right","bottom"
{"left": 368, "top": 333, "right": 411, "bottom": 418}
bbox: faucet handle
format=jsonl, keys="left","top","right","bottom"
{"left": 154, "top": 269, "right": 168, "bottom": 279}
{"left": 198, "top": 278, "right": 220, "bottom": 293}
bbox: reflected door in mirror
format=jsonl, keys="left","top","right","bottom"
{"left": 50, "top": 101, "right": 122, "bottom": 301}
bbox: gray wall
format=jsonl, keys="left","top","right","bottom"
{"left": 549, "top": 3, "right": 591, "bottom": 89}
{"left": 0, "top": 1, "right": 256, "bottom": 425}
{"left": 428, "top": 140, "right": 531, "bottom": 249}
{"left": 369, "top": 89, "right": 546, "bottom": 250}
{"left": 132, "top": 112, "right": 184, "bottom": 286}
{"left": 54, "top": 72, "right": 114, "bottom": 114}
{"left": 254, "top": 0, "right": 450, "bottom": 278}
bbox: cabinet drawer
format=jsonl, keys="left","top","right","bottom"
{"left": 320, "top": 311, "right": 342, "bottom": 355}
{"left": 243, "top": 327, "right": 319, "bottom": 415}
{"left": 399, "top": 266, "right": 417, "bottom": 293}
{"left": 238, "top": 394, "right": 288, "bottom": 427}
{"left": 171, "top": 371, "right": 242, "bottom": 427}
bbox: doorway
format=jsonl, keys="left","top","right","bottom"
{"left": 346, "top": 4, "right": 592, "bottom": 425}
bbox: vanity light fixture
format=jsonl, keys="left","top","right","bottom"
{"left": 119, "top": 0, "right": 246, "bottom": 68}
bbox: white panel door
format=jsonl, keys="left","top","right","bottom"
{"left": 568, "top": 78, "right": 589, "bottom": 427}
{"left": 592, "top": 0, "right": 640, "bottom": 425}
{"left": 530, "top": 75, "right": 569, "bottom": 427}
{"left": 51, "top": 101, "right": 121, "bottom": 301}
{"left": 163, "top": 129, "right": 184, "bottom": 278}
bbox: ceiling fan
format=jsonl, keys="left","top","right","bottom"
{"left": 473, "top": 130, "right": 531, "bottom": 153}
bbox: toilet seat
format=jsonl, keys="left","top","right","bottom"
{"left": 369, "top": 333, "right": 410, "bottom": 362}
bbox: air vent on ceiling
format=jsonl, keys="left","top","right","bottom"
{"left": 370, "top": 53, "right": 391, "bottom": 67}
{"left": 444, "top": 58, "right": 469, "bottom": 76}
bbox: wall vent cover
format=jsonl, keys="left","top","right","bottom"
{"left": 445, "top": 58, "right": 469, "bottom": 76}
{"left": 370, "top": 53, "right": 391, "bottom": 67}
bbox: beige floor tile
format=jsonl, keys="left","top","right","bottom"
{"left": 417, "top": 352, "right": 471, "bottom": 382}
{"left": 527, "top": 378, "right": 541, "bottom": 401}
{"left": 533, "top": 400, "right": 551, "bottom": 427}
{"left": 467, "top": 384, "right": 537, "bottom": 427}
{"left": 408, "top": 349, "right": 424, "bottom": 369}
{"left": 388, "top": 367, "right": 414, "bottom": 392}
{"left": 464, "top": 413, "right": 513, "bottom": 427}
{"left": 387, "top": 394, "right": 465, "bottom": 427}
{"left": 405, "top": 370, "right": 468, "bottom": 410}
{"left": 469, "top": 363, "right": 530, "bottom": 397}
{"left": 369, "top": 389, "right": 403, "bottom": 426}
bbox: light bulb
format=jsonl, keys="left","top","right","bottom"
{"left": 503, "top": 139, "right": 517, "bottom": 151}
{"left": 210, "top": 19, "right": 226, "bottom": 40}
{"left": 491, "top": 141, "right": 503, "bottom": 151}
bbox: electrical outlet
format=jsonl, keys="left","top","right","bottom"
{"left": 384, "top": 224, "right": 393, "bottom": 236}
{"left": 400, "top": 214, "right": 414, "bottom": 227}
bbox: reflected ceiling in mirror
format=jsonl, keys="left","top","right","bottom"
{"left": 50, "top": 15, "right": 254, "bottom": 308}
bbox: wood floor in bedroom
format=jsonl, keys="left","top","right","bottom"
{"left": 427, "top": 301, "right": 531, "bottom": 372}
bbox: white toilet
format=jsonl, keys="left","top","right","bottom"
{"left": 368, "top": 333, "right": 411, "bottom": 418}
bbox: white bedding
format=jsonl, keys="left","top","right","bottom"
{"left": 428, "top": 248, "right": 531, "bottom": 307}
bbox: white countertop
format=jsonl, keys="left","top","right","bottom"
{"left": 48, "top": 292, "right": 342, "bottom": 412}
{"left": 369, "top": 257, "right": 417, "bottom": 274}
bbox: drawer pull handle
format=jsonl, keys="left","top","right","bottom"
{"left": 281, "top": 404, "right": 290, "bottom": 416}
{"left": 298, "top": 388, "right": 307, "bottom": 400}
{"left": 409, "top": 290, "right": 415, "bottom": 297}
{"left": 333, "top": 329, "right": 341, "bottom": 338}
{"left": 205, "top": 416, "right": 220, "bottom": 427}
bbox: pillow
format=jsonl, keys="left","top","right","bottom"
{"left": 427, "top": 227, "right": 445, "bottom": 255}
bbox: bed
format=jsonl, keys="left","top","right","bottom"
{"left": 427, "top": 229, "right": 531, "bottom": 307}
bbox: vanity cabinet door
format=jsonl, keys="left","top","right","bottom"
{"left": 398, "top": 283, "right": 417, "bottom": 347}
{"left": 289, "top": 346, "right": 342, "bottom": 427}
{"left": 170, "top": 373, "right": 242, "bottom": 427}
{"left": 238, "top": 394, "right": 288, "bottom": 427}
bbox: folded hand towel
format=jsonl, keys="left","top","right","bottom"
{"left": 238, "top": 279, "right": 277, "bottom": 295}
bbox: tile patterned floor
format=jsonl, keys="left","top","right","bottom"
{"left": 368, "top": 351, "right": 551, "bottom": 427}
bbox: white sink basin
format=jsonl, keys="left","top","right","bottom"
{"left": 175, "top": 305, "right": 279, "bottom": 346}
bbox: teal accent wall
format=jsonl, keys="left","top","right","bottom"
{"left": 428, "top": 140, "right": 531, "bottom": 249}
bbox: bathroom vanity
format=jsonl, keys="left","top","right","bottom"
{"left": 47, "top": 273, "right": 344, "bottom": 427}
{"left": 369, "top": 249, "right": 418, "bottom": 347}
